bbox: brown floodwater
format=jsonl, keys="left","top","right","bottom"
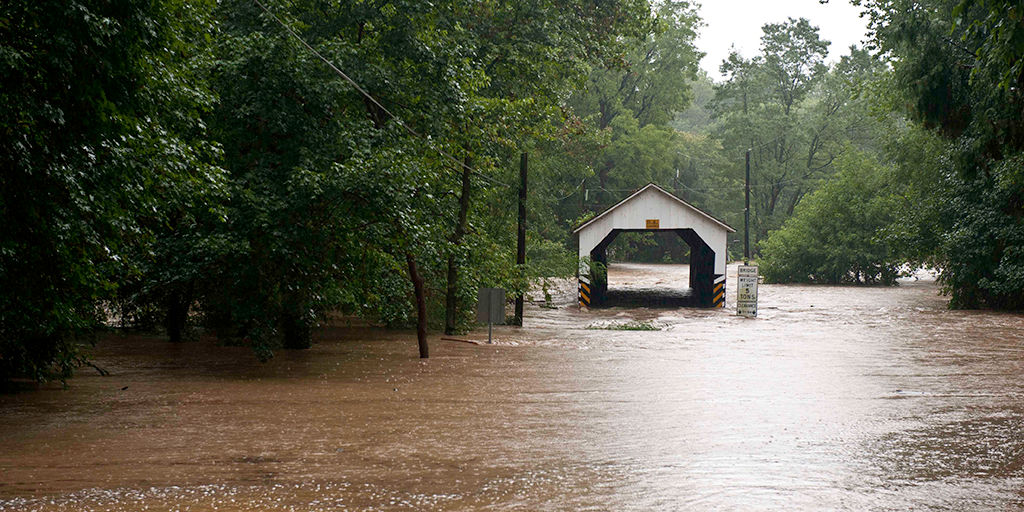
{"left": 2, "top": 263, "right": 1024, "bottom": 511}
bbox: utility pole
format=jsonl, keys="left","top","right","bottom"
{"left": 744, "top": 149, "right": 751, "bottom": 264}
{"left": 513, "top": 152, "right": 527, "bottom": 326}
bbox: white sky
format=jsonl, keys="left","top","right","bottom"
{"left": 695, "top": 0, "right": 871, "bottom": 80}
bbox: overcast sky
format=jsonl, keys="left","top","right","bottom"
{"left": 695, "top": 0, "right": 871, "bottom": 80}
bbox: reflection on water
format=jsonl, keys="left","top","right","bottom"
{"left": 2, "top": 263, "right": 1023, "bottom": 511}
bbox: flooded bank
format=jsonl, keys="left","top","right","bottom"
{"left": 2, "top": 263, "right": 1024, "bottom": 510}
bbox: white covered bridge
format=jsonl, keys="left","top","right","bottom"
{"left": 573, "top": 183, "right": 735, "bottom": 309}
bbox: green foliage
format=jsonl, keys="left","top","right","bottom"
{"left": 10, "top": 0, "right": 924, "bottom": 382}
{"left": 939, "top": 167, "right": 1024, "bottom": 309}
{"left": 570, "top": 1, "right": 702, "bottom": 130}
{"left": 606, "top": 232, "right": 691, "bottom": 263}
{"left": 203, "top": 0, "right": 453, "bottom": 353}
{"left": 953, "top": 0, "right": 1024, "bottom": 90}
{"left": 566, "top": 0, "right": 704, "bottom": 210}
{"left": 607, "top": 232, "right": 659, "bottom": 262}
{"left": 193, "top": 0, "right": 660, "bottom": 349}
{"left": 856, "top": 0, "right": 1024, "bottom": 308}
{"left": 760, "top": 151, "right": 900, "bottom": 285}
{"left": 0, "top": 0, "right": 221, "bottom": 382}
{"left": 711, "top": 19, "right": 886, "bottom": 253}
{"left": 588, "top": 259, "right": 608, "bottom": 286}
{"left": 672, "top": 72, "right": 716, "bottom": 133}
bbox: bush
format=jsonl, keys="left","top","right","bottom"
{"left": 760, "top": 151, "right": 902, "bottom": 285}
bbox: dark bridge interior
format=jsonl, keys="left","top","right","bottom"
{"left": 587, "top": 228, "right": 716, "bottom": 308}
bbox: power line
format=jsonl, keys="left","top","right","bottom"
{"left": 251, "top": 0, "right": 513, "bottom": 188}
{"left": 554, "top": 178, "right": 587, "bottom": 200}
{"left": 584, "top": 174, "right": 817, "bottom": 197}
{"left": 749, "top": 133, "right": 787, "bottom": 151}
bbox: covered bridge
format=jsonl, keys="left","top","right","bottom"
{"left": 574, "top": 183, "right": 735, "bottom": 309}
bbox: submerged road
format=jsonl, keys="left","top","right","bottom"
{"left": 1, "top": 263, "right": 1023, "bottom": 510}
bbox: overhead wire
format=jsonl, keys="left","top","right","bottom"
{"left": 251, "top": 0, "right": 514, "bottom": 188}
{"left": 582, "top": 171, "right": 821, "bottom": 198}
{"left": 748, "top": 133, "right": 788, "bottom": 151}
{"left": 578, "top": 132, "right": 815, "bottom": 197}
{"left": 554, "top": 178, "right": 587, "bottom": 201}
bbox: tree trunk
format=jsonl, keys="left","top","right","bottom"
{"left": 164, "top": 282, "right": 193, "bottom": 343}
{"left": 280, "top": 301, "right": 313, "bottom": 350}
{"left": 406, "top": 252, "right": 429, "bottom": 358}
{"left": 444, "top": 156, "right": 473, "bottom": 335}
{"left": 786, "top": 188, "right": 804, "bottom": 216}
{"left": 513, "top": 152, "right": 527, "bottom": 326}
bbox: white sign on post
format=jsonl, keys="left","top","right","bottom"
{"left": 736, "top": 265, "right": 758, "bottom": 318}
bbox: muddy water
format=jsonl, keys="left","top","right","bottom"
{"left": 2, "top": 263, "right": 1024, "bottom": 511}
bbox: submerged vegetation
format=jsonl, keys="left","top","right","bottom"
{"left": 586, "top": 321, "right": 662, "bottom": 331}
{"left": 1, "top": 0, "right": 1021, "bottom": 382}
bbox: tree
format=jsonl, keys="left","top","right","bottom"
{"left": 855, "top": 0, "right": 1024, "bottom": 308}
{"left": 200, "top": 0, "right": 657, "bottom": 358}
{"left": 672, "top": 71, "right": 717, "bottom": 134}
{"left": 571, "top": 0, "right": 702, "bottom": 132}
{"left": 711, "top": 18, "right": 833, "bottom": 246}
{"left": 953, "top": 0, "right": 1024, "bottom": 90}
{"left": 568, "top": 1, "right": 702, "bottom": 195}
{"left": 710, "top": 19, "right": 889, "bottom": 254}
{"left": 437, "top": 0, "right": 653, "bottom": 334}
{"left": 0, "top": 0, "right": 221, "bottom": 382}
{"left": 760, "top": 150, "right": 900, "bottom": 285}
{"left": 204, "top": 0, "right": 481, "bottom": 357}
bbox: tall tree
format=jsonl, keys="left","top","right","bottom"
{"left": 438, "top": 0, "right": 652, "bottom": 334}
{"left": 712, "top": 18, "right": 885, "bottom": 250}
{"left": 759, "top": 149, "right": 900, "bottom": 285}
{"left": 0, "top": 0, "right": 221, "bottom": 382}
{"left": 567, "top": 0, "right": 703, "bottom": 204}
{"left": 205, "top": 0, "right": 477, "bottom": 356}
{"left": 855, "top": 0, "right": 1024, "bottom": 308}
{"left": 203, "top": 0, "right": 656, "bottom": 356}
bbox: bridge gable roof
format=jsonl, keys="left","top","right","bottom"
{"left": 572, "top": 183, "right": 735, "bottom": 235}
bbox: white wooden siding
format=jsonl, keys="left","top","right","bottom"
{"left": 575, "top": 184, "right": 733, "bottom": 275}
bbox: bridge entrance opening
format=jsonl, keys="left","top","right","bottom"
{"left": 587, "top": 228, "right": 716, "bottom": 308}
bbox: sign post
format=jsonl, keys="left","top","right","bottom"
{"left": 737, "top": 265, "right": 758, "bottom": 318}
{"left": 476, "top": 287, "right": 505, "bottom": 344}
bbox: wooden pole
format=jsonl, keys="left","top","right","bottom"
{"left": 514, "top": 152, "right": 527, "bottom": 326}
{"left": 744, "top": 149, "right": 751, "bottom": 264}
